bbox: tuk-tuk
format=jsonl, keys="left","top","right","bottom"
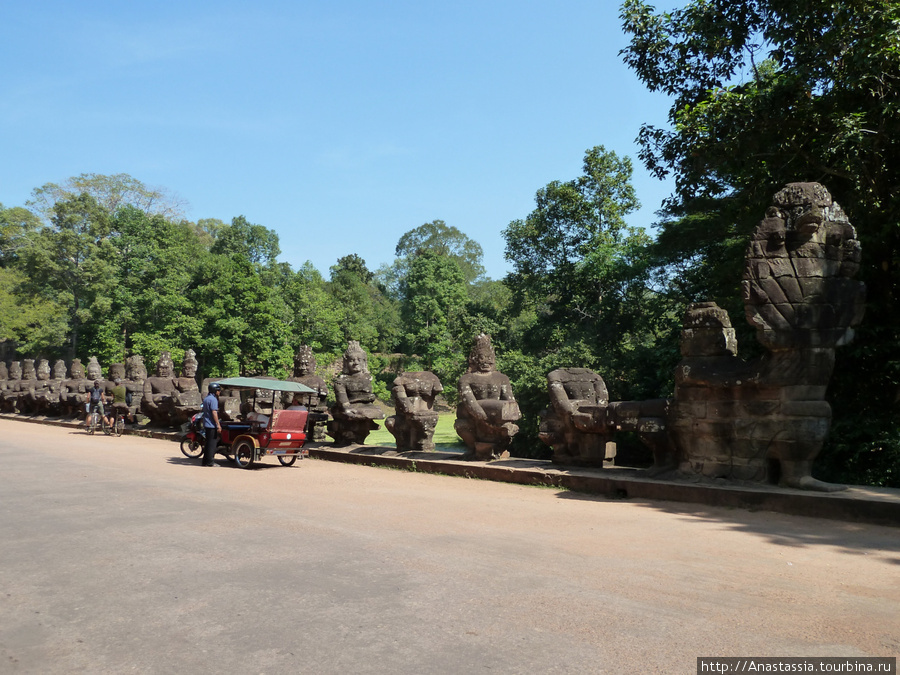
{"left": 181, "top": 376, "right": 324, "bottom": 469}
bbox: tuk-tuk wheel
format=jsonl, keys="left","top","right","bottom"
{"left": 277, "top": 455, "right": 297, "bottom": 467}
{"left": 234, "top": 440, "right": 255, "bottom": 469}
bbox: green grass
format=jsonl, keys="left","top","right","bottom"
{"left": 367, "top": 412, "right": 465, "bottom": 453}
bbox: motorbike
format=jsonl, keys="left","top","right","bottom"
{"left": 179, "top": 412, "right": 206, "bottom": 459}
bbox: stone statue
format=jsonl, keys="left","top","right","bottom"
{"left": 172, "top": 349, "right": 202, "bottom": 424}
{"left": 539, "top": 368, "right": 613, "bottom": 467}
{"left": 61, "top": 359, "right": 90, "bottom": 416}
{"left": 288, "top": 345, "right": 329, "bottom": 441}
{"left": 124, "top": 355, "right": 146, "bottom": 419}
{"left": 385, "top": 371, "right": 443, "bottom": 452}
{"left": 670, "top": 182, "right": 865, "bottom": 491}
{"left": 2, "top": 361, "right": 23, "bottom": 412}
{"left": 26, "top": 359, "right": 63, "bottom": 415}
{"left": 327, "top": 341, "right": 384, "bottom": 446}
{"left": 142, "top": 351, "right": 179, "bottom": 426}
{"left": 455, "top": 334, "right": 521, "bottom": 460}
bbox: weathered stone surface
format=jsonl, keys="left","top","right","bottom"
{"left": 142, "top": 351, "right": 180, "bottom": 426}
{"left": 671, "top": 182, "right": 865, "bottom": 492}
{"left": 385, "top": 371, "right": 443, "bottom": 452}
{"left": 455, "top": 334, "right": 520, "bottom": 461}
{"left": 288, "top": 345, "right": 329, "bottom": 441}
{"left": 327, "top": 341, "right": 383, "bottom": 446}
{"left": 539, "top": 367, "right": 611, "bottom": 467}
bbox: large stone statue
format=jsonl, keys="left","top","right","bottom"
{"left": 670, "top": 182, "right": 865, "bottom": 491}
{"left": 327, "top": 341, "right": 384, "bottom": 446}
{"left": 61, "top": 359, "right": 90, "bottom": 416}
{"left": 455, "top": 334, "right": 521, "bottom": 460}
{"left": 142, "top": 351, "right": 179, "bottom": 426}
{"left": 385, "top": 371, "right": 443, "bottom": 452}
{"left": 288, "top": 345, "right": 329, "bottom": 441}
{"left": 539, "top": 368, "right": 613, "bottom": 467}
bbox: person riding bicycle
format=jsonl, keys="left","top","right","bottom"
{"left": 85, "top": 380, "right": 106, "bottom": 428}
{"left": 105, "top": 377, "right": 132, "bottom": 428}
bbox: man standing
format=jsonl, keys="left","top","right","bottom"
{"left": 201, "top": 382, "right": 223, "bottom": 467}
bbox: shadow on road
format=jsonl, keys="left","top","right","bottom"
{"left": 556, "top": 489, "right": 900, "bottom": 557}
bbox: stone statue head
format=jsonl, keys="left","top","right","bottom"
{"left": 770, "top": 182, "right": 841, "bottom": 236}
{"left": 52, "top": 359, "right": 67, "bottom": 380}
{"left": 294, "top": 345, "right": 316, "bottom": 376}
{"left": 681, "top": 302, "right": 737, "bottom": 357}
{"left": 22, "top": 359, "right": 36, "bottom": 380}
{"left": 86, "top": 356, "right": 102, "bottom": 381}
{"left": 36, "top": 359, "right": 51, "bottom": 381}
{"left": 69, "top": 358, "right": 85, "bottom": 380}
{"left": 126, "top": 355, "right": 147, "bottom": 381}
{"left": 155, "top": 351, "right": 175, "bottom": 378}
{"left": 181, "top": 349, "right": 198, "bottom": 378}
{"left": 0, "top": 362, "right": 7, "bottom": 380}
{"left": 467, "top": 334, "right": 496, "bottom": 374}
{"left": 108, "top": 363, "right": 126, "bottom": 381}
{"left": 342, "top": 341, "right": 369, "bottom": 375}
{"left": 9, "top": 361, "right": 21, "bottom": 380}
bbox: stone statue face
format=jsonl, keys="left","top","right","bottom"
{"left": 342, "top": 341, "right": 369, "bottom": 375}
{"left": 109, "top": 363, "right": 126, "bottom": 380}
{"left": 0, "top": 362, "right": 7, "bottom": 380}
{"left": 295, "top": 346, "right": 316, "bottom": 376}
{"left": 9, "top": 362, "right": 21, "bottom": 380}
{"left": 52, "top": 360, "right": 67, "bottom": 379}
{"left": 22, "top": 359, "right": 36, "bottom": 380}
{"left": 70, "top": 360, "right": 85, "bottom": 380}
{"left": 37, "top": 360, "right": 51, "bottom": 381}
{"left": 126, "top": 356, "right": 147, "bottom": 381}
{"left": 182, "top": 349, "right": 198, "bottom": 378}
{"left": 345, "top": 352, "right": 366, "bottom": 375}
{"left": 87, "top": 357, "right": 102, "bottom": 380}
{"left": 156, "top": 352, "right": 174, "bottom": 378}
{"left": 468, "top": 334, "right": 497, "bottom": 374}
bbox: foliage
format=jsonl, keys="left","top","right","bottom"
{"left": 394, "top": 219, "right": 486, "bottom": 286}
{"left": 621, "top": 0, "right": 900, "bottom": 485}
{"left": 27, "top": 172, "right": 185, "bottom": 222}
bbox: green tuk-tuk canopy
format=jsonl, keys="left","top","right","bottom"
{"left": 212, "top": 377, "right": 316, "bottom": 394}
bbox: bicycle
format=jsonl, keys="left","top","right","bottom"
{"left": 108, "top": 405, "right": 127, "bottom": 437}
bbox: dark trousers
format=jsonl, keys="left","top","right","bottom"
{"left": 202, "top": 427, "right": 219, "bottom": 466}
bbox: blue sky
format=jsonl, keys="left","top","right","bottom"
{"left": 1, "top": 0, "right": 675, "bottom": 280}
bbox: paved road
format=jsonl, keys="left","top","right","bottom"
{"left": 1, "top": 420, "right": 898, "bottom": 674}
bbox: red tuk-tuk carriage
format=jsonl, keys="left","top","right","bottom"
{"left": 180, "top": 376, "right": 323, "bottom": 469}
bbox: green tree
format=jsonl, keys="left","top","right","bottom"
{"left": 0, "top": 267, "right": 68, "bottom": 356}
{"left": 19, "top": 194, "right": 117, "bottom": 358}
{"left": 391, "top": 219, "right": 486, "bottom": 291}
{"left": 621, "top": 0, "right": 900, "bottom": 485}
{"left": 211, "top": 215, "right": 281, "bottom": 265}
{"left": 503, "top": 146, "right": 678, "bottom": 456}
{"left": 401, "top": 251, "right": 470, "bottom": 390}
{"left": 0, "top": 204, "right": 41, "bottom": 267}
{"left": 27, "top": 173, "right": 185, "bottom": 223}
{"left": 329, "top": 255, "right": 400, "bottom": 353}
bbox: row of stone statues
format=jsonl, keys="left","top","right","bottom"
{"left": 0, "top": 183, "right": 864, "bottom": 492}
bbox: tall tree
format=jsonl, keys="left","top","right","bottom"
{"left": 27, "top": 173, "right": 185, "bottom": 223}
{"left": 19, "top": 194, "right": 117, "bottom": 358}
{"left": 621, "top": 0, "right": 900, "bottom": 485}
{"left": 393, "top": 220, "right": 486, "bottom": 290}
{"left": 211, "top": 215, "right": 281, "bottom": 265}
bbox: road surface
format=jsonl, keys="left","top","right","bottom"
{"left": 1, "top": 420, "right": 897, "bottom": 673}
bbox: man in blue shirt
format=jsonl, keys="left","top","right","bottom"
{"left": 201, "top": 382, "right": 223, "bottom": 467}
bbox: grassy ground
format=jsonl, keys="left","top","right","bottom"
{"left": 366, "top": 412, "right": 465, "bottom": 453}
